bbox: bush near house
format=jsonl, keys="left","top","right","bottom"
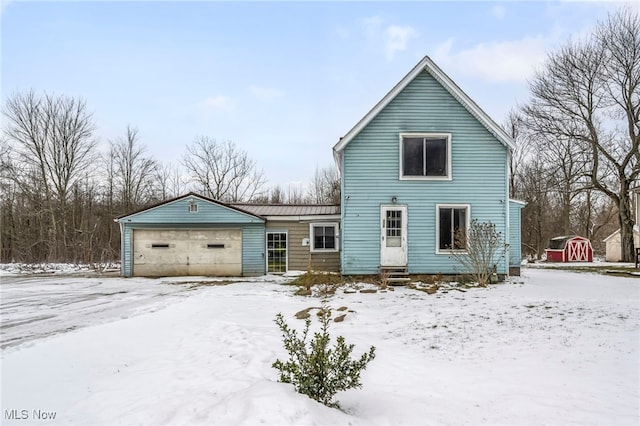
{"left": 452, "top": 220, "right": 503, "bottom": 286}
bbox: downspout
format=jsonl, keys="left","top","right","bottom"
{"left": 115, "top": 219, "right": 125, "bottom": 277}
{"left": 505, "top": 149, "right": 511, "bottom": 277}
{"left": 335, "top": 148, "right": 346, "bottom": 274}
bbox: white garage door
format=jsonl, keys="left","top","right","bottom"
{"left": 133, "top": 229, "right": 242, "bottom": 277}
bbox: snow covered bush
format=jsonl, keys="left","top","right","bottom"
{"left": 272, "top": 308, "right": 376, "bottom": 407}
{"left": 451, "top": 219, "right": 503, "bottom": 286}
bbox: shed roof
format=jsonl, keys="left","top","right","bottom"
{"left": 332, "top": 55, "right": 515, "bottom": 166}
{"left": 231, "top": 204, "right": 340, "bottom": 217}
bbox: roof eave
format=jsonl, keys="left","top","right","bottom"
{"left": 332, "top": 55, "right": 516, "bottom": 156}
{"left": 115, "top": 192, "right": 265, "bottom": 222}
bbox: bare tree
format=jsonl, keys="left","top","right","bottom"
{"left": 269, "top": 185, "right": 285, "bottom": 204}
{"left": 182, "top": 137, "right": 266, "bottom": 202}
{"left": 523, "top": 7, "right": 640, "bottom": 261}
{"left": 3, "top": 90, "right": 97, "bottom": 260}
{"left": 154, "top": 162, "right": 188, "bottom": 200}
{"left": 287, "top": 183, "right": 307, "bottom": 205}
{"left": 308, "top": 165, "right": 341, "bottom": 204}
{"left": 109, "top": 126, "right": 157, "bottom": 211}
{"left": 504, "top": 110, "right": 531, "bottom": 199}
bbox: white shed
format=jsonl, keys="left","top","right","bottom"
{"left": 603, "top": 227, "right": 640, "bottom": 262}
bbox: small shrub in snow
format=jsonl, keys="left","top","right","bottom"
{"left": 272, "top": 308, "right": 376, "bottom": 407}
{"left": 451, "top": 219, "right": 503, "bottom": 286}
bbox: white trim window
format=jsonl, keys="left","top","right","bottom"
{"left": 436, "top": 204, "right": 470, "bottom": 253}
{"left": 310, "top": 223, "right": 339, "bottom": 253}
{"left": 400, "top": 133, "right": 451, "bottom": 180}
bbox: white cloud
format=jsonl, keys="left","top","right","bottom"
{"left": 433, "top": 36, "right": 548, "bottom": 83}
{"left": 491, "top": 4, "right": 507, "bottom": 20}
{"left": 359, "top": 16, "right": 417, "bottom": 61}
{"left": 248, "top": 86, "right": 284, "bottom": 101}
{"left": 197, "top": 95, "right": 234, "bottom": 112}
{"left": 360, "top": 15, "right": 383, "bottom": 39}
{"left": 384, "top": 25, "right": 418, "bottom": 60}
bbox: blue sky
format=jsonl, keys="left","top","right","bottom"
{"left": 1, "top": 0, "right": 633, "bottom": 189}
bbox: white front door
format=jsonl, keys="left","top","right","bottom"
{"left": 380, "top": 205, "right": 408, "bottom": 266}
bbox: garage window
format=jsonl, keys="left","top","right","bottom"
{"left": 207, "top": 244, "right": 225, "bottom": 249}
{"left": 151, "top": 243, "right": 170, "bottom": 248}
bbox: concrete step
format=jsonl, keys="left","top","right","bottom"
{"left": 380, "top": 266, "right": 410, "bottom": 286}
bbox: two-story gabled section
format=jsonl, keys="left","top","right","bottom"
{"left": 333, "top": 55, "right": 523, "bottom": 276}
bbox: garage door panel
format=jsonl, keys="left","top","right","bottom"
{"left": 133, "top": 229, "right": 242, "bottom": 276}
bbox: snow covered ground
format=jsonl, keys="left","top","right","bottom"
{"left": 1, "top": 268, "right": 638, "bottom": 425}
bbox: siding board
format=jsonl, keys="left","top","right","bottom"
{"left": 266, "top": 221, "right": 340, "bottom": 272}
{"left": 341, "top": 70, "right": 509, "bottom": 275}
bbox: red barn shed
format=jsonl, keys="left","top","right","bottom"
{"left": 545, "top": 236, "right": 593, "bottom": 262}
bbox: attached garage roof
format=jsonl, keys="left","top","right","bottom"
{"left": 115, "top": 192, "right": 265, "bottom": 222}
{"left": 231, "top": 204, "right": 340, "bottom": 217}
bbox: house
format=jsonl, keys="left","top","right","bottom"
{"left": 116, "top": 55, "right": 525, "bottom": 278}
{"left": 603, "top": 186, "right": 640, "bottom": 262}
{"left": 333, "top": 55, "right": 523, "bottom": 277}
{"left": 115, "top": 193, "right": 340, "bottom": 277}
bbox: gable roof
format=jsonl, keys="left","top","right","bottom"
{"left": 333, "top": 55, "right": 515, "bottom": 163}
{"left": 115, "top": 192, "right": 264, "bottom": 222}
{"left": 603, "top": 226, "right": 640, "bottom": 242}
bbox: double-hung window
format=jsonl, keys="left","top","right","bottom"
{"left": 437, "top": 205, "right": 469, "bottom": 253}
{"left": 310, "top": 223, "right": 339, "bottom": 252}
{"left": 400, "top": 133, "right": 451, "bottom": 179}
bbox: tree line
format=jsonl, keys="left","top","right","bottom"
{"left": 510, "top": 7, "right": 639, "bottom": 262}
{"left": 0, "top": 92, "right": 339, "bottom": 263}
{"left": 1, "top": 7, "right": 637, "bottom": 264}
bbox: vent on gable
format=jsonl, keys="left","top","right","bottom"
{"left": 189, "top": 202, "right": 198, "bottom": 213}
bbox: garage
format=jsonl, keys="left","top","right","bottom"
{"left": 116, "top": 193, "right": 266, "bottom": 277}
{"left": 133, "top": 229, "right": 242, "bottom": 276}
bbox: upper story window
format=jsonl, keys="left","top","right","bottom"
{"left": 400, "top": 133, "right": 451, "bottom": 180}
{"left": 310, "top": 223, "right": 339, "bottom": 253}
{"left": 189, "top": 203, "right": 198, "bottom": 213}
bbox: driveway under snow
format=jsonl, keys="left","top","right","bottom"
{"left": 1, "top": 268, "right": 638, "bottom": 425}
{"left": 0, "top": 274, "right": 216, "bottom": 349}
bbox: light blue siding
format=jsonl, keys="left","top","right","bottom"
{"left": 341, "top": 70, "right": 510, "bottom": 275}
{"left": 241, "top": 223, "right": 266, "bottom": 276}
{"left": 509, "top": 200, "right": 524, "bottom": 268}
{"left": 119, "top": 196, "right": 262, "bottom": 225}
{"left": 118, "top": 195, "right": 265, "bottom": 277}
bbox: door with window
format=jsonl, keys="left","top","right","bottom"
{"left": 266, "top": 231, "right": 287, "bottom": 273}
{"left": 380, "top": 205, "right": 408, "bottom": 266}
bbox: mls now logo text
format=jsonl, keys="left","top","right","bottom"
{"left": 4, "top": 409, "right": 57, "bottom": 421}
